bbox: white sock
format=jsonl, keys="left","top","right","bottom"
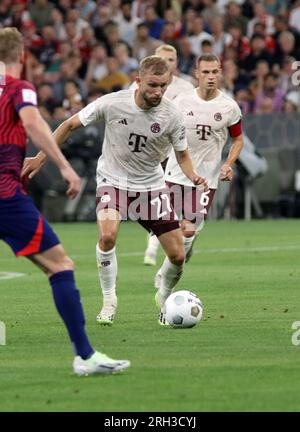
{"left": 183, "top": 235, "right": 195, "bottom": 257}
{"left": 145, "top": 233, "right": 160, "bottom": 256}
{"left": 96, "top": 244, "right": 117, "bottom": 307}
{"left": 158, "top": 257, "right": 183, "bottom": 304}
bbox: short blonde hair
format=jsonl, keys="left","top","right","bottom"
{"left": 155, "top": 44, "right": 177, "bottom": 55}
{"left": 139, "top": 55, "right": 169, "bottom": 76}
{"left": 0, "top": 27, "right": 23, "bottom": 64}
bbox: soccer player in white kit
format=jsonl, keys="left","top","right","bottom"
{"left": 24, "top": 56, "right": 207, "bottom": 325}
{"left": 130, "top": 44, "right": 195, "bottom": 101}
{"left": 153, "top": 54, "right": 244, "bottom": 299}
{"left": 141, "top": 44, "right": 195, "bottom": 266}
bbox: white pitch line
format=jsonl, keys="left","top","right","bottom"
{"left": 69, "top": 244, "right": 300, "bottom": 259}
{"left": 1, "top": 245, "right": 300, "bottom": 265}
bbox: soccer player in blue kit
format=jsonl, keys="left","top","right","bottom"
{"left": 0, "top": 27, "right": 130, "bottom": 376}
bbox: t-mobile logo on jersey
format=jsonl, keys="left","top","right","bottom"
{"left": 196, "top": 124, "right": 212, "bottom": 141}
{"left": 128, "top": 133, "right": 147, "bottom": 152}
{"left": 0, "top": 321, "right": 6, "bottom": 346}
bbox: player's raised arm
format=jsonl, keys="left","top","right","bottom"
{"left": 19, "top": 106, "right": 81, "bottom": 198}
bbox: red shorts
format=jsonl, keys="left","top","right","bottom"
{"left": 96, "top": 185, "right": 180, "bottom": 237}
{"left": 166, "top": 182, "right": 216, "bottom": 228}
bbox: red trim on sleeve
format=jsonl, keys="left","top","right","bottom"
{"left": 16, "top": 215, "right": 43, "bottom": 256}
{"left": 228, "top": 120, "right": 242, "bottom": 138}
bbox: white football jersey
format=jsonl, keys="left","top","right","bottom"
{"left": 78, "top": 89, "right": 187, "bottom": 191}
{"left": 130, "top": 74, "right": 194, "bottom": 100}
{"left": 165, "top": 89, "right": 242, "bottom": 189}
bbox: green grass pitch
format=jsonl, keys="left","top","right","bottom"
{"left": 0, "top": 219, "right": 300, "bottom": 412}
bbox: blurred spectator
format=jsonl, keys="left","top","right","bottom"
{"left": 11, "top": 0, "right": 32, "bottom": 31}
{"left": 113, "top": 0, "right": 142, "bottom": 46}
{"left": 241, "top": 34, "right": 274, "bottom": 73}
{"left": 85, "top": 43, "right": 109, "bottom": 91}
{"left": 278, "top": 56, "right": 297, "bottom": 94}
{"left": 160, "top": 21, "right": 177, "bottom": 44}
{"left": 76, "top": 0, "right": 97, "bottom": 22}
{"left": 201, "top": 39, "right": 214, "bottom": 54}
{"left": 221, "top": 59, "right": 250, "bottom": 96}
{"left": 0, "top": 0, "right": 13, "bottom": 27}
{"left": 256, "top": 96, "right": 274, "bottom": 114}
{"left": 163, "top": 8, "right": 183, "bottom": 39}
{"left": 103, "top": 21, "right": 127, "bottom": 56}
{"left": 23, "top": 19, "right": 43, "bottom": 55}
{"left": 273, "top": 31, "right": 299, "bottom": 68}
{"left": 224, "top": 1, "right": 248, "bottom": 36}
{"left": 251, "top": 22, "right": 276, "bottom": 54}
{"left": 39, "top": 25, "right": 60, "bottom": 69}
{"left": 289, "top": 0, "right": 300, "bottom": 35}
{"left": 254, "top": 72, "right": 286, "bottom": 113}
{"left": 177, "top": 35, "right": 196, "bottom": 75}
{"left": 210, "top": 15, "right": 232, "bottom": 57}
{"left": 37, "top": 83, "right": 59, "bottom": 113}
{"left": 188, "top": 14, "right": 213, "bottom": 56}
{"left": 253, "top": 59, "right": 270, "bottom": 86}
{"left": 202, "top": 0, "right": 222, "bottom": 25}
{"left": 29, "top": 0, "right": 54, "bottom": 31}
{"left": 65, "top": 8, "right": 89, "bottom": 38}
{"left": 247, "top": 1, "right": 274, "bottom": 38}
{"left": 283, "top": 91, "right": 300, "bottom": 112}
{"left": 76, "top": 25, "right": 96, "bottom": 65}
{"left": 62, "top": 80, "right": 84, "bottom": 115}
{"left": 109, "top": 0, "right": 122, "bottom": 23}
{"left": 50, "top": 8, "right": 67, "bottom": 41}
{"left": 263, "top": 0, "right": 286, "bottom": 16}
{"left": 113, "top": 42, "right": 139, "bottom": 74}
{"left": 132, "top": 21, "right": 162, "bottom": 61}
{"left": 132, "top": 0, "right": 157, "bottom": 20}
{"left": 52, "top": 58, "right": 87, "bottom": 103}
{"left": 235, "top": 88, "right": 251, "bottom": 113}
{"left": 93, "top": 57, "right": 130, "bottom": 93}
{"left": 92, "top": 3, "right": 111, "bottom": 41}
{"left": 227, "top": 24, "right": 251, "bottom": 62}
{"left": 144, "top": 5, "right": 165, "bottom": 39}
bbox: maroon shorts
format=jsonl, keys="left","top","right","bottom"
{"left": 96, "top": 185, "right": 180, "bottom": 237}
{"left": 166, "top": 182, "right": 216, "bottom": 227}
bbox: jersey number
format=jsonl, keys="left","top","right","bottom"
{"left": 199, "top": 190, "right": 210, "bottom": 214}
{"left": 150, "top": 194, "right": 172, "bottom": 219}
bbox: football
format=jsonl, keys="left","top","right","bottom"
{"left": 164, "top": 290, "right": 203, "bottom": 328}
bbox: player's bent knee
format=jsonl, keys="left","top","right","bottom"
{"left": 61, "top": 255, "right": 75, "bottom": 271}
{"left": 183, "top": 230, "right": 196, "bottom": 238}
{"left": 100, "top": 232, "right": 117, "bottom": 250}
{"left": 168, "top": 252, "right": 185, "bottom": 266}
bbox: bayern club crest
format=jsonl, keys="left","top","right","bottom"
{"left": 214, "top": 112, "right": 222, "bottom": 121}
{"left": 151, "top": 122, "right": 161, "bottom": 133}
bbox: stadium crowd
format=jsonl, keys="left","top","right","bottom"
{"left": 1, "top": 0, "right": 300, "bottom": 119}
